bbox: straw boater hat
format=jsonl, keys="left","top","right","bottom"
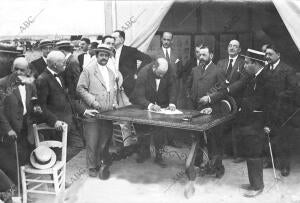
{"left": 240, "top": 48, "right": 266, "bottom": 62}
{"left": 55, "top": 40, "right": 74, "bottom": 49}
{"left": 30, "top": 145, "right": 57, "bottom": 170}
{"left": 38, "top": 39, "right": 53, "bottom": 48}
{"left": 95, "top": 44, "right": 113, "bottom": 56}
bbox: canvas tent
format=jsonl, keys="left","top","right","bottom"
{"left": 0, "top": 0, "right": 299, "bottom": 55}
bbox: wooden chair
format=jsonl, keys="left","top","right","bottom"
{"left": 20, "top": 123, "right": 68, "bottom": 203}
{"left": 112, "top": 121, "right": 137, "bottom": 147}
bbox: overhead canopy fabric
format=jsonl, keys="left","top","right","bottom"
{"left": 0, "top": 0, "right": 105, "bottom": 39}
{"left": 112, "top": 0, "right": 174, "bottom": 52}
{"left": 272, "top": 0, "right": 300, "bottom": 52}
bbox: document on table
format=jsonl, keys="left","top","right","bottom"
{"left": 148, "top": 108, "right": 183, "bottom": 115}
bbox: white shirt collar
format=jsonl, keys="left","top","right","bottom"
{"left": 272, "top": 59, "right": 280, "bottom": 70}
{"left": 229, "top": 55, "right": 238, "bottom": 65}
{"left": 47, "top": 67, "right": 58, "bottom": 75}
{"left": 42, "top": 56, "right": 47, "bottom": 64}
{"left": 204, "top": 61, "right": 212, "bottom": 70}
{"left": 162, "top": 47, "right": 171, "bottom": 55}
{"left": 65, "top": 53, "right": 72, "bottom": 60}
{"left": 255, "top": 67, "right": 264, "bottom": 77}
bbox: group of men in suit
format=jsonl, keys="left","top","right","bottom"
{"left": 0, "top": 30, "right": 299, "bottom": 199}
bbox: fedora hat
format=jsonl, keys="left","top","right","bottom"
{"left": 55, "top": 40, "right": 74, "bottom": 49}
{"left": 30, "top": 146, "right": 57, "bottom": 170}
{"left": 240, "top": 49, "right": 265, "bottom": 62}
{"left": 39, "top": 39, "right": 53, "bottom": 48}
{"left": 95, "top": 44, "right": 113, "bottom": 56}
{"left": 0, "top": 42, "right": 23, "bottom": 54}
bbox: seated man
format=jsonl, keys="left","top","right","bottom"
{"left": 130, "top": 57, "right": 177, "bottom": 168}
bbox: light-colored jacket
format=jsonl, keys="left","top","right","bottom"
{"left": 77, "top": 60, "right": 117, "bottom": 111}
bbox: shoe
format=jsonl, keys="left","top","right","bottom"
{"left": 240, "top": 184, "right": 254, "bottom": 191}
{"left": 215, "top": 165, "right": 225, "bottom": 179}
{"left": 88, "top": 168, "right": 99, "bottom": 177}
{"left": 233, "top": 157, "right": 245, "bottom": 163}
{"left": 281, "top": 167, "right": 290, "bottom": 177}
{"left": 99, "top": 164, "right": 110, "bottom": 180}
{"left": 154, "top": 157, "right": 167, "bottom": 168}
{"left": 243, "top": 188, "right": 263, "bottom": 198}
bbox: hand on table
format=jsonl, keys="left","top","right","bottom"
{"left": 54, "top": 121, "right": 65, "bottom": 131}
{"left": 166, "top": 104, "right": 176, "bottom": 111}
{"left": 150, "top": 104, "right": 161, "bottom": 112}
{"left": 84, "top": 109, "right": 99, "bottom": 117}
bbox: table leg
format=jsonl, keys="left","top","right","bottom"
{"left": 185, "top": 136, "right": 199, "bottom": 181}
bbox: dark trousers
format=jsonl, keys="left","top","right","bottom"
{"left": 194, "top": 126, "right": 224, "bottom": 168}
{"left": 235, "top": 113, "right": 265, "bottom": 190}
{"left": 264, "top": 126, "right": 291, "bottom": 169}
{"left": 134, "top": 124, "right": 165, "bottom": 158}
{"left": 83, "top": 119, "right": 113, "bottom": 169}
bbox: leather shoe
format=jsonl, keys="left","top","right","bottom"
{"left": 281, "top": 167, "right": 290, "bottom": 177}
{"left": 240, "top": 184, "right": 254, "bottom": 191}
{"left": 99, "top": 164, "right": 110, "bottom": 180}
{"left": 243, "top": 188, "right": 263, "bottom": 198}
{"left": 215, "top": 165, "right": 225, "bottom": 179}
{"left": 88, "top": 168, "right": 99, "bottom": 177}
{"left": 154, "top": 157, "right": 167, "bottom": 168}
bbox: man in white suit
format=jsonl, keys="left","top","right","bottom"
{"left": 77, "top": 44, "right": 117, "bottom": 180}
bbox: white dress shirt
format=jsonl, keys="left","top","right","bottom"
{"left": 115, "top": 45, "right": 123, "bottom": 72}
{"left": 155, "top": 78, "right": 160, "bottom": 91}
{"left": 47, "top": 67, "right": 62, "bottom": 87}
{"left": 83, "top": 51, "right": 93, "bottom": 69}
{"left": 97, "top": 63, "right": 110, "bottom": 92}
{"left": 18, "top": 85, "right": 27, "bottom": 115}
{"left": 228, "top": 55, "right": 238, "bottom": 70}
{"left": 107, "top": 57, "right": 117, "bottom": 77}
{"left": 42, "top": 57, "right": 47, "bottom": 65}
{"left": 162, "top": 47, "right": 171, "bottom": 58}
{"left": 270, "top": 59, "right": 280, "bottom": 70}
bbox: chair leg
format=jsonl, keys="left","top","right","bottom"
{"left": 53, "top": 170, "right": 59, "bottom": 194}
{"left": 20, "top": 166, "right": 27, "bottom": 203}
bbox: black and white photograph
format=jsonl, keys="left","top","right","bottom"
{"left": 0, "top": 0, "right": 300, "bottom": 202}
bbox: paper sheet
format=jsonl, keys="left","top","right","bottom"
{"left": 148, "top": 108, "right": 183, "bottom": 115}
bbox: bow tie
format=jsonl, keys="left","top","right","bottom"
{"left": 53, "top": 74, "right": 59, "bottom": 78}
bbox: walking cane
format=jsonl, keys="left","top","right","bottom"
{"left": 264, "top": 127, "right": 280, "bottom": 181}
{"left": 12, "top": 140, "right": 22, "bottom": 203}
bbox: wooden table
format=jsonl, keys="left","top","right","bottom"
{"left": 96, "top": 97, "right": 237, "bottom": 180}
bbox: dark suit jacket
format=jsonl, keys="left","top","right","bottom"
{"left": 0, "top": 74, "right": 36, "bottom": 141}
{"left": 118, "top": 45, "right": 152, "bottom": 96}
{"left": 262, "top": 61, "right": 298, "bottom": 126}
{"left": 217, "top": 56, "right": 245, "bottom": 83}
{"left": 36, "top": 69, "right": 85, "bottom": 127}
{"left": 63, "top": 54, "right": 81, "bottom": 100}
{"left": 181, "top": 57, "right": 197, "bottom": 80}
{"left": 186, "top": 62, "right": 226, "bottom": 107}
{"left": 77, "top": 53, "right": 84, "bottom": 71}
{"left": 130, "top": 62, "right": 177, "bottom": 109}
{"left": 30, "top": 57, "right": 47, "bottom": 79}
{"left": 152, "top": 47, "right": 183, "bottom": 78}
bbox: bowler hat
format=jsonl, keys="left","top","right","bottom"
{"left": 39, "top": 39, "right": 53, "bottom": 48}
{"left": 95, "top": 44, "right": 113, "bottom": 56}
{"left": 241, "top": 49, "right": 265, "bottom": 62}
{"left": 55, "top": 40, "right": 74, "bottom": 49}
{"left": 30, "top": 146, "right": 57, "bottom": 170}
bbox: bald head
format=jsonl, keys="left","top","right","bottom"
{"left": 228, "top": 39, "right": 241, "bottom": 57}
{"left": 47, "top": 51, "right": 66, "bottom": 73}
{"left": 153, "top": 58, "right": 168, "bottom": 78}
{"left": 12, "top": 57, "right": 29, "bottom": 76}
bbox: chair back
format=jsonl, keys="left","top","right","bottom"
{"left": 32, "top": 123, "right": 68, "bottom": 163}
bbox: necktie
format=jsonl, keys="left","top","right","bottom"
{"left": 226, "top": 59, "right": 233, "bottom": 78}
{"left": 165, "top": 49, "right": 170, "bottom": 63}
